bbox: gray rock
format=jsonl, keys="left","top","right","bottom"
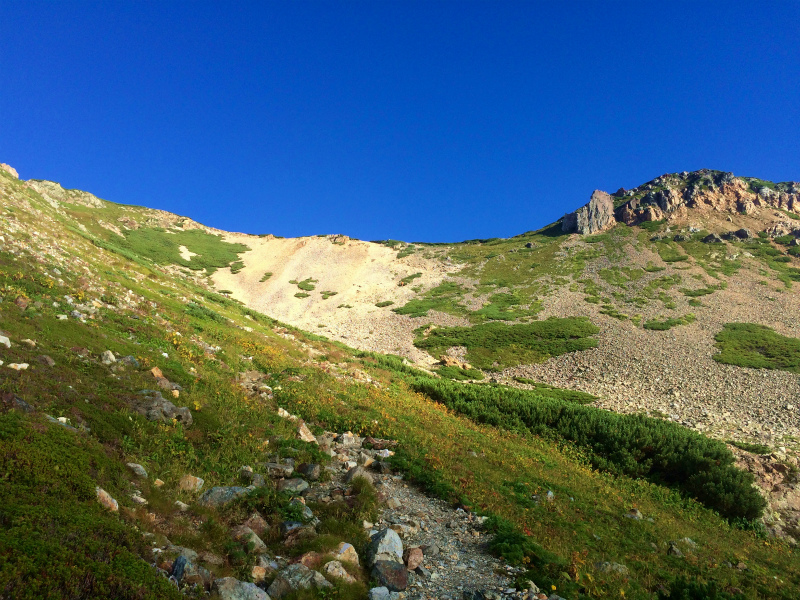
{"left": 126, "top": 463, "right": 148, "bottom": 478}
{"left": 595, "top": 561, "right": 629, "bottom": 576}
{"left": 36, "top": 355, "right": 55, "bottom": 367}
{"left": 702, "top": 233, "right": 724, "bottom": 243}
{"left": 213, "top": 577, "right": 271, "bottom": 600}
{"left": 0, "top": 335, "right": 10, "bottom": 349}
{"left": 345, "top": 465, "right": 373, "bottom": 485}
{"left": 120, "top": 355, "right": 140, "bottom": 368}
{"left": 289, "top": 498, "right": 315, "bottom": 521}
{"left": 297, "top": 463, "right": 321, "bottom": 481}
{"left": 366, "top": 528, "right": 403, "bottom": 566}
{"left": 369, "top": 587, "right": 392, "bottom": 600}
{"left": 232, "top": 525, "right": 268, "bottom": 554}
{"left": 1, "top": 393, "right": 34, "bottom": 413}
{"left": 277, "top": 478, "right": 309, "bottom": 494}
{"left": 198, "top": 486, "right": 249, "bottom": 507}
{"left": 668, "top": 542, "right": 684, "bottom": 557}
{"left": 267, "top": 564, "right": 331, "bottom": 599}
{"left": 135, "top": 391, "right": 193, "bottom": 427}
{"left": 562, "top": 190, "right": 616, "bottom": 235}
{"left": 101, "top": 350, "right": 116, "bottom": 365}
{"left": 735, "top": 228, "right": 753, "bottom": 239}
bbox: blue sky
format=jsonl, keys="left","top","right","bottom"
{"left": 1, "top": 1, "right": 798, "bottom": 242}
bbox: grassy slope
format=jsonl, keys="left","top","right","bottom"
{"left": 1, "top": 170, "right": 799, "bottom": 598}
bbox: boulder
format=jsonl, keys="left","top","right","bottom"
{"left": 267, "top": 564, "right": 332, "bottom": 599}
{"left": 213, "top": 577, "right": 271, "bottom": 600}
{"left": 562, "top": 190, "right": 616, "bottom": 235}
{"left": 243, "top": 512, "right": 269, "bottom": 536}
{"left": 366, "top": 528, "right": 403, "bottom": 566}
{"left": 0, "top": 335, "right": 10, "bottom": 349}
{"left": 345, "top": 466, "right": 373, "bottom": 485}
{"left": 371, "top": 560, "right": 408, "bottom": 591}
{"left": 198, "top": 486, "right": 250, "bottom": 507}
{"left": 297, "top": 422, "right": 317, "bottom": 444}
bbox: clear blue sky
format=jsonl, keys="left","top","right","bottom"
{"left": 2, "top": 1, "right": 798, "bottom": 242}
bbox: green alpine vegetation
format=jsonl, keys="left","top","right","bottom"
{"left": 714, "top": 323, "right": 800, "bottom": 373}
{"left": 413, "top": 317, "right": 599, "bottom": 370}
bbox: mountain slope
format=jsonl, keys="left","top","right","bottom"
{"left": 1, "top": 163, "right": 800, "bottom": 599}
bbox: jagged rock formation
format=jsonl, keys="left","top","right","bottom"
{"left": 615, "top": 169, "right": 800, "bottom": 229}
{"left": 0, "top": 163, "right": 18, "bottom": 178}
{"left": 26, "top": 179, "right": 105, "bottom": 209}
{"left": 562, "top": 190, "right": 617, "bottom": 235}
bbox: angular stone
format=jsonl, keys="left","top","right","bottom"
{"left": 232, "top": 525, "right": 268, "bottom": 554}
{"left": 277, "top": 478, "right": 309, "bottom": 494}
{"left": 198, "top": 486, "right": 249, "bottom": 507}
{"left": 372, "top": 560, "right": 408, "bottom": 591}
{"left": 243, "top": 512, "right": 269, "bottom": 536}
{"left": 345, "top": 466, "right": 373, "bottom": 485}
{"left": 179, "top": 474, "right": 204, "bottom": 492}
{"left": 267, "top": 563, "right": 332, "bottom": 599}
{"left": 95, "top": 487, "right": 118, "bottom": 512}
{"left": 36, "top": 355, "right": 55, "bottom": 367}
{"left": 334, "top": 542, "right": 359, "bottom": 565}
{"left": 369, "top": 588, "right": 392, "bottom": 600}
{"left": 101, "top": 350, "right": 116, "bottom": 365}
{"left": 0, "top": 335, "right": 10, "bottom": 349}
{"left": 403, "top": 547, "right": 423, "bottom": 571}
{"left": 298, "top": 422, "right": 317, "bottom": 444}
{"left": 296, "top": 463, "right": 321, "bottom": 481}
{"left": 126, "top": 463, "right": 148, "bottom": 478}
{"left": 366, "top": 528, "right": 403, "bottom": 566}
{"left": 323, "top": 560, "right": 356, "bottom": 583}
{"left": 213, "top": 577, "right": 270, "bottom": 600}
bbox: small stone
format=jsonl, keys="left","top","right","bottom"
{"left": 96, "top": 487, "right": 118, "bottom": 512}
{"left": 251, "top": 565, "right": 267, "bottom": 583}
{"left": 668, "top": 543, "right": 683, "bottom": 557}
{"left": 127, "top": 463, "right": 148, "bottom": 478}
{"left": 154, "top": 478, "right": 165, "bottom": 487}
{"left": 268, "top": 563, "right": 332, "bottom": 599}
{"left": 386, "top": 497, "right": 401, "bottom": 509}
{"left": 101, "top": 350, "right": 116, "bottom": 365}
{"left": 0, "top": 335, "right": 10, "bottom": 349}
{"left": 179, "top": 474, "right": 205, "bottom": 492}
{"left": 175, "top": 500, "right": 190, "bottom": 511}
{"left": 243, "top": 512, "right": 270, "bottom": 536}
{"left": 7, "top": 363, "right": 29, "bottom": 371}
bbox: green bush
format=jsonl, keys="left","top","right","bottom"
{"left": 407, "top": 377, "right": 765, "bottom": 521}
{"left": 375, "top": 300, "right": 394, "bottom": 308}
{"left": 437, "top": 365, "right": 484, "bottom": 381}
{"left": 657, "top": 577, "right": 746, "bottom": 600}
{"left": 414, "top": 317, "right": 599, "bottom": 370}
{"left": 714, "top": 323, "right": 800, "bottom": 373}
{"left": 185, "top": 302, "right": 226, "bottom": 323}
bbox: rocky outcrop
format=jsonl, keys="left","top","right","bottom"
{"left": 0, "top": 163, "right": 19, "bottom": 179}
{"left": 615, "top": 169, "right": 800, "bottom": 227}
{"left": 26, "top": 179, "right": 105, "bottom": 209}
{"left": 562, "top": 190, "right": 616, "bottom": 235}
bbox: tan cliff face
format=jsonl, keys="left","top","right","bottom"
{"left": 615, "top": 170, "right": 800, "bottom": 227}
